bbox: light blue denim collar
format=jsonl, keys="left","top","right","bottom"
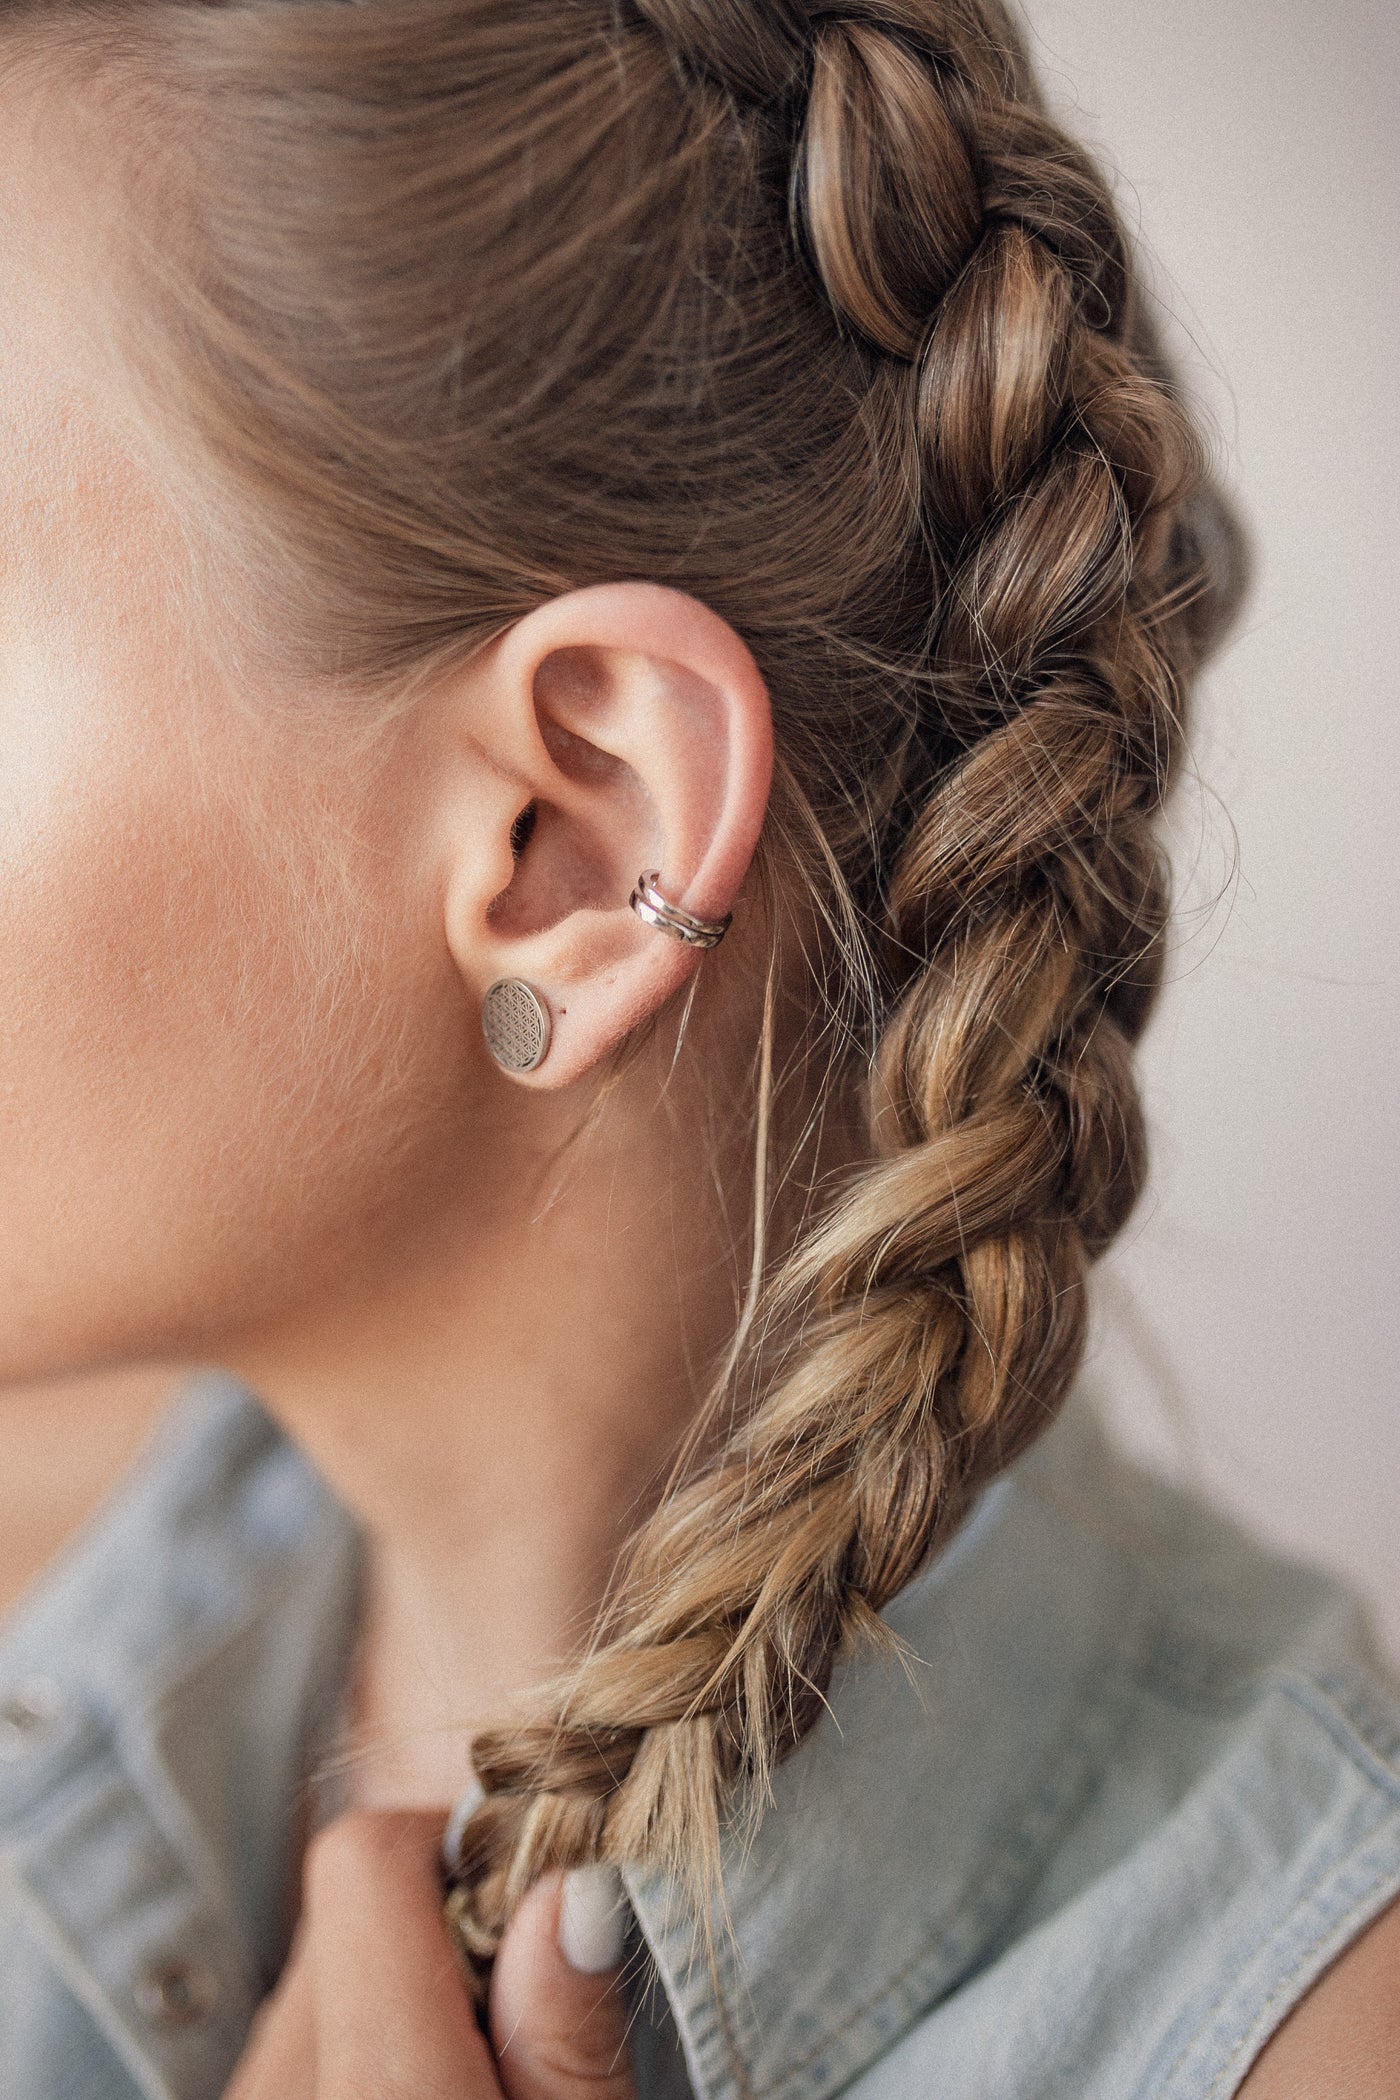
{"left": 0, "top": 1375, "right": 1136, "bottom": 2100}
{"left": 626, "top": 1402, "right": 1145, "bottom": 2100}
{"left": 0, "top": 1375, "right": 360, "bottom": 2100}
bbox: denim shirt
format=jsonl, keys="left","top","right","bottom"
{"left": 3, "top": 1375, "right": 1400, "bottom": 2100}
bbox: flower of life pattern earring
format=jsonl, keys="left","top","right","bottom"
{"left": 481, "top": 979, "right": 551, "bottom": 1073}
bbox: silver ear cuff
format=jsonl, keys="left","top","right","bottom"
{"left": 629, "top": 871, "right": 731, "bottom": 950}
{"left": 482, "top": 979, "right": 551, "bottom": 1073}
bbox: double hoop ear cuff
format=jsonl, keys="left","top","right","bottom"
{"left": 482, "top": 979, "right": 551, "bottom": 1073}
{"left": 483, "top": 878, "right": 725, "bottom": 1072}
{"left": 629, "top": 871, "right": 731, "bottom": 950}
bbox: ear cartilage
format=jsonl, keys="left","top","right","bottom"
{"left": 482, "top": 979, "right": 551, "bottom": 1073}
{"left": 629, "top": 871, "right": 731, "bottom": 950}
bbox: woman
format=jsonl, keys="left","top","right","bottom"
{"left": 0, "top": 3, "right": 1396, "bottom": 2096}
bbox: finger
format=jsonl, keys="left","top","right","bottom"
{"left": 490, "top": 1868, "right": 635, "bottom": 2100}
{"left": 301, "top": 1809, "right": 498, "bottom": 2099}
{"left": 223, "top": 1950, "right": 317, "bottom": 2099}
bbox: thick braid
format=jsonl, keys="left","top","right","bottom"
{"left": 446, "top": 0, "right": 1204, "bottom": 1989}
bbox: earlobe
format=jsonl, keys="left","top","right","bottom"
{"left": 445, "top": 583, "right": 772, "bottom": 1090}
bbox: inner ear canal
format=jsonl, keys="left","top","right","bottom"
{"left": 486, "top": 800, "right": 617, "bottom": 938}
{"left": 485, "top": 801, "right": 539, "bottom": 927}
{"left": 509, "top": 801, "right": 538, "bottom": 859}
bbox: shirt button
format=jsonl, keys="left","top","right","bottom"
{"left": 0, "top": 1681, "right": 61, "bottom": 1761}
{"left": 134, "top": 1956, "right": 221, "bottom": 2030}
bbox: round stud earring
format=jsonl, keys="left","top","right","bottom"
{"left": 482, "top": 979, "right": 552, "bottom": 1074}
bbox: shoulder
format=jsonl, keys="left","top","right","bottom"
{"left": 821, "top": 1408, "right": 1400, "bottom": 2100}
{"left": 1235, "top": 1893, "right": 1400, "bottom": 2097}
{"left": 948, "top": 1407, "right": 1400, "bottom": 2098}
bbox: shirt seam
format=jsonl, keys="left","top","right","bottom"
{"left": 1204, "top": 1908, "right": 1383, "bottom": 2100}
{"left": 1156, "top": 1808, "right": 1400, "bottom": 2100}
{"left": 1276, "top": 1671, "right": 1400, "bottom": 1792}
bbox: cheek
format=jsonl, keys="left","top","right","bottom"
{"left": 0, "top": 679, "right": 472, "bottom": 1381}
{"left": 0, "top": 289, "right": 477, "bottom": 1380}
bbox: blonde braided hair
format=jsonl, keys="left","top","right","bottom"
{"left": 44, "top": 0, "right": 1243, "bottom": 1998}
{"left": 445, "top": 0, "right": 1233, "bottom": 1980}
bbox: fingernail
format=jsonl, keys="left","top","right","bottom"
{"left": 558, "top": 1864, "right": 626, "bottom": 1973}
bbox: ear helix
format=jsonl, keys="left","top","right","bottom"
{"left": 482, "top": 979, "right": 552, "bottom": 1074}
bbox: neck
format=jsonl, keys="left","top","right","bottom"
{"left": 227, "top": 1053, "right": 753, "bottom": 1810}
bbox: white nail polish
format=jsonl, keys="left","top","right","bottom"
{"left": 558, "top": 1864, "right": 626, "bottom": 1973}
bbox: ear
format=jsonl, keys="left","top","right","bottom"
{"left": 441, "top": 583, "right": 773, "bottom": 1089}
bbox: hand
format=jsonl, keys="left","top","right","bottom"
{"left": 225, "top": 1811, "right": 636, "bottom": 2100}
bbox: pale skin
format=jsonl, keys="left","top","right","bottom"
{"left": 0, "top": 50, "right": 1393, "bottom": 2100}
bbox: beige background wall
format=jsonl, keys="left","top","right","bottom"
{"left": 1019, "top": 2, "right": 1399, "bottom": 1646}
